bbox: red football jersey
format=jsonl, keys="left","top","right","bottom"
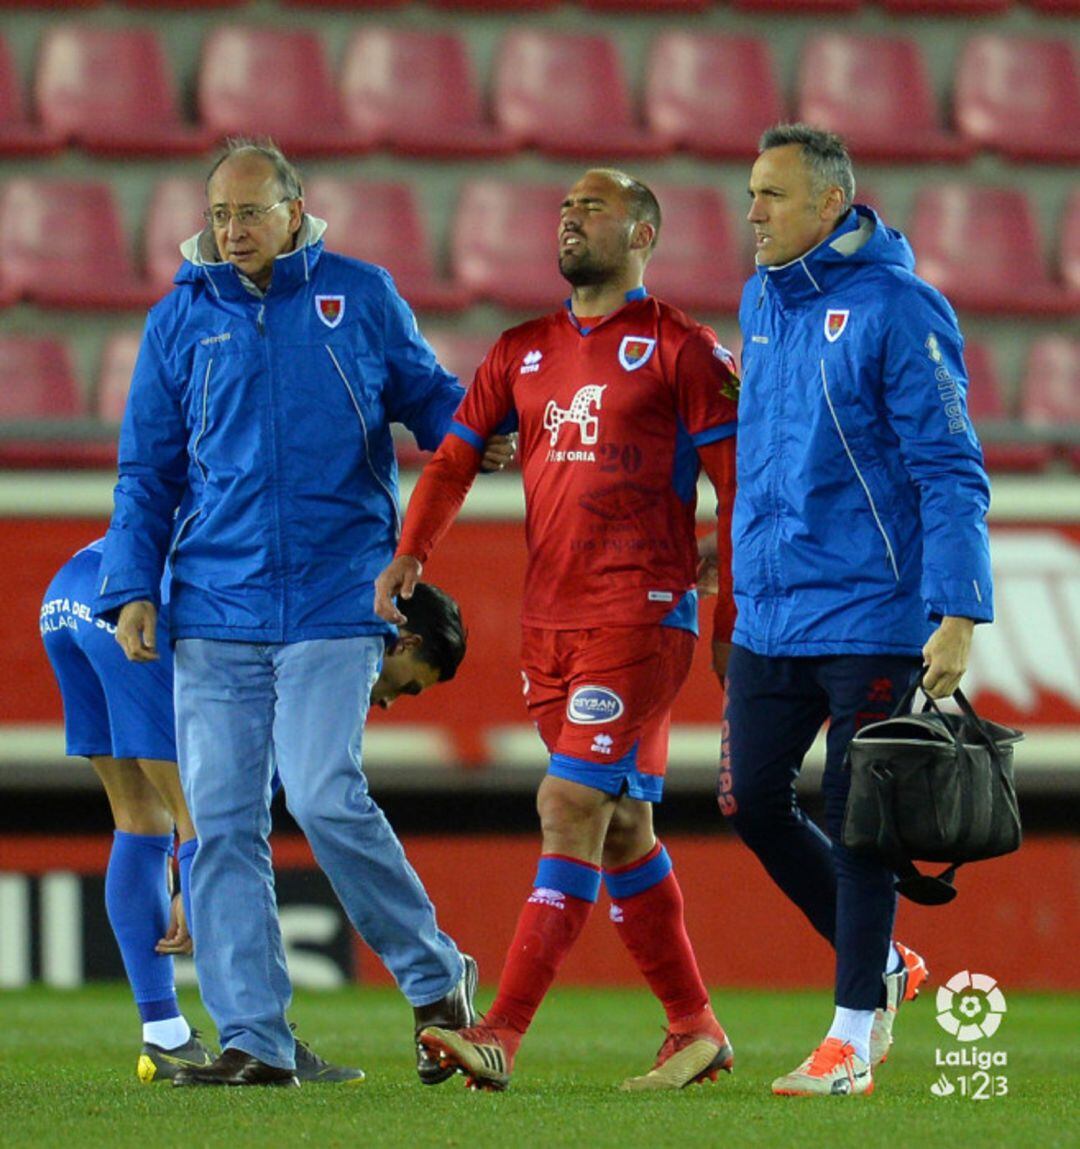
{"left": 446, "top": 295, "right": 738, "bottom": 629}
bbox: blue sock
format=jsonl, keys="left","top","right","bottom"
{"left": 176, "top": 837, "right": 198, "bottom": 943}
{"left": 105, "top": 831, "right": 180, "bottom": 1022}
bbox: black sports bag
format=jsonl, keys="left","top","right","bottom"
{"left": 842, "top": 676, "right": 1024, "bottom": 905}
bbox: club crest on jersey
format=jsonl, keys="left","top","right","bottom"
{"left": 567, "top": 685, "right": 625, "bottom": 725}
{"left": 824, "top": 309, "right": 849, "bottom": 343}
{"left": 618, "top": 336, "right": 656, "bottom": 372}
{"left": 316, "top": 295, "right": 345, "bottom": 329}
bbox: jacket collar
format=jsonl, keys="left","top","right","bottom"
{"left": 754, "top": 207, "right": 877, "bottom": 307}
{"left": 175, "top": 214, "right": 328, "bottom": 301}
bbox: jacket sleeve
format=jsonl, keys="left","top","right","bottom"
{"left": 882, "top": 286, "right": 993, "bottom": 624}
{"left": 379, "top": 274, "right": 466, "bottom": 450}
{"left": 94, "top": 319, "right": 189, "bottom": 622}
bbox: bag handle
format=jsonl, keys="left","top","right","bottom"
{"left": 895, "top": 673, "right": 1005, "bottom": 767}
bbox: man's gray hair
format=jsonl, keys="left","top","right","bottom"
{"left": 759, "top": 123, "right": 856, "bottom": 210}
{"left": 205, "top": 137, "right": 304, "bottom": 201}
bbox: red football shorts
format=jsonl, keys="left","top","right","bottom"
{"left": 520, "top": 624, "right": 695, "bottom": 798}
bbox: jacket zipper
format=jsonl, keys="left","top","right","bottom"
{"left": 169, "top": 356, "right": 212, "bottom": 561}
{"left": 819, "top": 358, "right": 900, "bottom": 582}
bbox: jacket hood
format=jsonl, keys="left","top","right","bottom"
{"left": 755, "top": 205, "right": 916, "bottom": 305}
{"left": 174, "top": 214, "right": 329, "bottom": 299}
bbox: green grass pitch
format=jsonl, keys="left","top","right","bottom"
{"left": 0, "top": 984, "right": 1075, "bottom": 1149}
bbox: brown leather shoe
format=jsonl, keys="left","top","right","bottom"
{"left": 172, "top": 1046, "right": 300, "bottom": 1087}
{"left": 413, "top": 954, "right": 478, "bottom": 1085}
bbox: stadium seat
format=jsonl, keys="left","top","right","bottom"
{"left": 144, "top": 177, "right": 208, "bottom": 297}
{"left": 1022, "top": 0, "right": 1080, "bottom": 10}
{"left": 451, "top": 181, "right": 569, "bottom": 311}
{"left": 0, "top": 35, "right": 59, "bottom": 156}
{"left": 797, "top": 34, "right": 971, "bottom": 162}
{"left": 1020, "top": 335, "right": 1080, "bottom": 468}
{"left": 908, "top": 185, "right": 1067, "bottom": 316}
{"left": 304, "top": 178, "right": 467, "bottom": 312}
{"left": 492, "top": 31, "right": 668, "bottom": 159}
{"left": 96, "top": 330, "right": 143, "bottom": 424}
{"left": 429, "top": 1, "right": 558, "bottom": 9}
{"left": 879, "top": 1, "right": 1012, "bottom": 12}
{"left": 644, "top": 33, "right": 784, "bottom": 160}
{"left": 0, "top": 179, "right": 155, "bottom": 309}
{"left": 955, "top": 36, "right": 1080, "bottom": 162}
{"left": 731, "top": 0, "right": 863, "bottom": 11}
{"left": 644, "top": 185, "right": 746, "bottom": 314}
{"left": 581, "top": 0, "right": 709, "bottom": 9}
{"left": 1063, "top": 189, "right": 1080, "bottom": 299}
{"left": 424, "top": 329, "right": 498, "bottom": 388}
{"left": 340, "top": 29, "right": 512, "bottom": 158}
{"left": 35, "top": 25, "right": 209, "bottom": 156}
{"left": 0, "top": 335, "right": 82, "bottom": 419}
{"left": 198, "top": 26, "right": 367, "bottom": 155}
{"left": 962, "top": 340, "right": 1053, "bottom": 472}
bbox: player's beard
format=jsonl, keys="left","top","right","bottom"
{"left": 559, "top": 247, "right": 616, "bottom": 287}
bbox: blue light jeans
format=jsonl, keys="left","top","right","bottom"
{"left": 174, "top": 636, "right": 464, "bottom": 1068}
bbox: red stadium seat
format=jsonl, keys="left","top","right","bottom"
{"left": 731, "top": 0, "right": 862, "bottom": 10}
{"left": 879, "top": 1, "right": 1012, "bottom": 12}
{"left": 35, "top": 25, "right": 209, "bottom": 156}
{"left": 451, "top": 181, "right": 568, "bottom": 311}
{"left": 908, "top": 185, "right": 1067, "bottom": 316}
{"left": 304, "top": 178, "right": 467, "bottom": 312}
{"left": 0, "top": 35, "right": 59, "bottom": 156}
{"left": 340, "top": 29, "right": 512, "bottom": 158}
{"left": 1021, "top": 336, "right": 1080, "bottom": 426}
{"left": 963, "top": 340, "right": 1052, "bottom": 472}
{"left": 96, "top": 330, "right": 143, "bottom": 424}
{"left": 0, "top": 335, "right": 82, "bottom": 419}
{"left": 198, "top": 26, "right": 367, "bottom": 155}
{"left": 1063, "top": 190, "right": 1080, "bottom": 299}
{"left": 644, "top": 33, "right": 784, "bottom": 160}
{"left": 0, "top": 179, "right": 155, "bottom": 309}
{"left": 1025, "top": 0, "right": 1080, "bottom": 11}
{"left": 429, "top": 1, "right": 557, "bottom": 8}
{"left": 424, "top": 329, "right": 498, "bottom": 388}
{"left": 492, "top": 31, "right": 668, "bottom": 159}
{"left": 645, "top": 185, "right": 746, "bottom": 314}
{"left": 581, "top": 0, "right": 709, "bottom": 9}
{"left": 955, "top": 36, "right": 1080, "bottom": 162}
{"left": 797, "top": 34, "right": 971, "bottom": 162}
{"left": 143, "top": 177, "right": 208, "bottom": 297}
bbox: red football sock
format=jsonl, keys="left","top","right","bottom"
{"left": 486, "top": 888, "right": 594, "bottom": 1038}
{"left": 608, "top": 860, "right": 712, "bottom": 1026}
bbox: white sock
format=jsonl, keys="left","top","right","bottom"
{"left": 827, "top": 1008, "right": 873, "bottom": 1064}
{"left": 143, "top": 1015, "right": 191, "bottom": 1050}
{"left": 884, "top": 944, "right": 903, "bottom": 975}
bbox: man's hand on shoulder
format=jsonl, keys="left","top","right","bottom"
{"left": 921, "top": 615, "right": 975, "bottom": 699}
{"left": 374, "top": 556, "right": 423, "bottom": 624}
{"left": 116, "top": 600, "right": 159, "bottom": 662}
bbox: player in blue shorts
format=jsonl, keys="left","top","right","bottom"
{"left": 41, "top": 538, "right": 472, "bottom": 1084}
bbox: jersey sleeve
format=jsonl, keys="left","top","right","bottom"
{"left": 445, "top": 335, "right": 518, "bottom": 452}
{"left": 672, "top": 325, "right": 740, "bottom": 447}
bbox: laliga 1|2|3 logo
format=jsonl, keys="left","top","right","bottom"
{"left": 929, "top": 970, "right": 1009, "bottom": 1100}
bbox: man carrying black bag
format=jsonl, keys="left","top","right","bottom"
{"left": 717, "top": 124, "right": 994, "bottom": 1097}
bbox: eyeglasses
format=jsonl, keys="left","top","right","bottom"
{"left": 203, "top": 199, "right": 291, "bottom": 228}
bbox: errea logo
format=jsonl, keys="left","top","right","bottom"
{"left": 521, "top": 349, "right": 543, "bottom": 374}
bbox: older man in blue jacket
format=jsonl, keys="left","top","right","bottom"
{"left": 720, "top": 124, "right": 993, "bottom": 1097}
{"left": 94, "top": 141, "right": 507, "bottom": 1086}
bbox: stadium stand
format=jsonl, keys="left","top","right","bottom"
{"left": 962, "top": 339, "right": 1055, "bottom": 472}
{"left": 143, "top": 177, "right": 207, "bottom": 297}
{"left": 304, "top": 177, "right": 467, "bottom": 311}
{"left": 880, "top": 0, "right": 1012, "bottom": 12}
{"left": 451, "top": 180, "right": 568, "bottom": 310}
{"left": 1062, "top": 189, "right": 1080, "bottom": 298}
{"left": 908, "top": 185, "right": 1070, "bottom": 315}
{"left": 0, "top": 179, "right": 155, "bottom": 309}
{"left": 955, "top": 35, "right": 1080, "bottom": 162}
{"left": 424, "top": 329, "right": 498, "bottom": 388}
{"left": 731, "top": 1, "right": 863, "bottom": 11}
{"left": 0, "top": 35, "right": 59, "bottom": 156}
{"left": 491, "top": 30, "right": 668, "bottom": 159}
{"left": 797, "top": 34, "right": 972, "bottom": 162}
{"left": 34, "top": 24, "right": 209, "bottom": 156}
{"left": 95, "top": 329, "right": 142, "bottom": 425}
{"left": 0, "top": 334, "right": 81, "bottom": 419}
{"left": 197, "top": 25, "right": 369, "bottom": 155}
{"left": 644, "top": 33, "right": 785, "bottom": 160}
{"left": 642, "top": 184, "right": 745, "bottom": 314}
{"left": 339, "top": 28, "right": 512, "bottom": 158}
{"left": 1020, "top": 335, "right": 1080, "bottom": 468}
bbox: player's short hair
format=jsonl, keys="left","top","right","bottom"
{"left": 400, "top": 582, "right": 467, "bottom": 683}
{"left": 590, "top": 168, "right": 662, "bottom": 252}
{"left": 205, "top": 137, "right": 304, "bottom": 202}
{"left": 759, "top": 123, "right": 856, "bottom": 211}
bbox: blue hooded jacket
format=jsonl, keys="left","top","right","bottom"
{"left": 94, "top": 217, "right": 464, "bottom": 643}
{"left": 733, "top": 205, "right": 993, "bottom": 657}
